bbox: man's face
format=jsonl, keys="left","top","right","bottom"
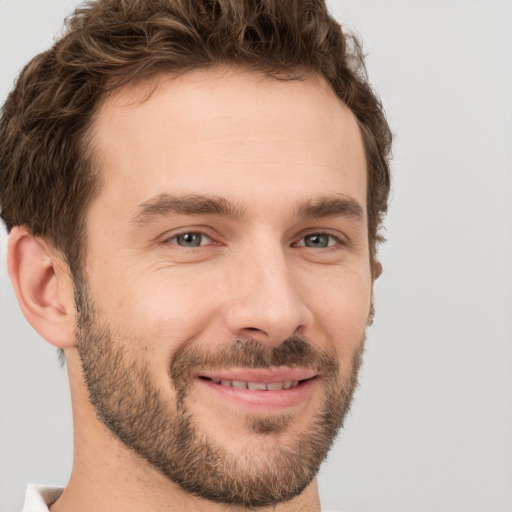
{"left": 76, "top": 69, "right": 372, "bottom": 506}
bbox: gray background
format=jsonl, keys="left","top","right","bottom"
{"left": 1, "top": 1, "right": 511, "bottom": 511}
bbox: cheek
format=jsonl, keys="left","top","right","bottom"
{"left": 99, "top": 268, "right": 223, "bottom": 353}
{"left": 306, "top": 267, "right": 372, "bottom": 366}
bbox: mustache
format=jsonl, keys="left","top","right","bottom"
{"left": 169, "top": 336, "right": 340, "bottom": 403}
{"left": 170, "top": 335, "right": 339, "bottom": 372}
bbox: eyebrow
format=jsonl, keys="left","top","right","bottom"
{"left": 130, "top": 192, "right": 365, "bottom": 227}
{"left": 130, "top": 193, "right": 247, "bottom": 225}
{"left": 297, "top": 195, "right": 365, "bottom": 222}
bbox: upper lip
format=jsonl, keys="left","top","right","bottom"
{"left": 196, "top": 368, "right": 318, "bottom": 383}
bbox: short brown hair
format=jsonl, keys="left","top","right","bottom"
{"left": 0, "top": 0, "right": 391, "bottom": 271}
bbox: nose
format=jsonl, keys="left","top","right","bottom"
{"left": 223, "top": 242, "right": 313, "bottom": 346}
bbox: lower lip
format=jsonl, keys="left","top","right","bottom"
{"left": 196, "top": 377, "right": 317, "bottom": 412}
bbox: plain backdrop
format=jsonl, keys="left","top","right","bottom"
{"left": 1, "top": 1, "right": 511, "bottom": 511}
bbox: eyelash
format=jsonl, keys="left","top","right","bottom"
{"left": 293, "top": 232, "right": 343, "bottom": 249}
{"left": 166, "top": 230, "right": 214, "bottom": 248}
{"left": 164, "top": 230, "right": 344, "bottom": 249}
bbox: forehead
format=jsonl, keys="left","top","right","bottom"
{"left": 87, "top": 68, "right": 367, "bottom": 223}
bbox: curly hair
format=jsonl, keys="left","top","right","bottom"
{"left": 0, "top": 0, "right": 391, "bottom": 272}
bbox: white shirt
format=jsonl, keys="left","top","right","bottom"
{"left": 21, "top": 486, "right": 63, "bottom": 512}
{"left": 21, "top": 485, "right": 343, "bottom": 511}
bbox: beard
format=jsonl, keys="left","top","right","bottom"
{"left": 74, "top": 278, "right": 365, "bottom": 508}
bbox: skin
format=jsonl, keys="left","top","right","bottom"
{"left": 8, "top": 68, "right": 374, "bottom": 512}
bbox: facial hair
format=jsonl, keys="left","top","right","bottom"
{"left": 74, "top": 279, "right": 365, "bottom": 508}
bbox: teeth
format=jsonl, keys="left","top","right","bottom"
{"left": 247, "top": 382, "right": 266, "bottom": 390}
{"left": 213, "top": 379, "right": 302, "bottom": 390}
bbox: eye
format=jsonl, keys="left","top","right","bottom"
{"left": 295, "top": 233, "right": 340, "bottom": 249}
{"left": 168, "top": 232, "right": 212, "bottom": 247}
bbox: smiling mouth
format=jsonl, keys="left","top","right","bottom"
{"left": 195, "top": 370, "right": 319, "bottom": 410}
{"left": 199, "top": 376, "right": 315, "bottom": 391}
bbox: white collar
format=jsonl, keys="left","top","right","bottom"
{"left": 21, "top": 485, "right": 63, "bottom": 512}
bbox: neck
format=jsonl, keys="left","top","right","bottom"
{"left": 52, "top": 466, "right": 321, "bottom": 512}
{"left": 51, "top": 352, "right": 322, "bottom": 512}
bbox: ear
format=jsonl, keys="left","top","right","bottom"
{"left": 7, "top": 226, "right": 77, "bottom": 348}
{"left": 373, "top": 260, "right": 383, "bottom": 280}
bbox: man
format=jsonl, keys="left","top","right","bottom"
{"left": 0, "top": 0, "right": 391, "bottom": 510}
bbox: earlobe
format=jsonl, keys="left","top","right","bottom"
{"left": 373, "top": 260, "right": 383, "bottom": 280}
{"left": 7, "top": 226, "right": 77, "bottom": 348}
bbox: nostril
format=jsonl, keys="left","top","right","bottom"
{"left": 294, "top": 325, "right": 306, "bottom": 336}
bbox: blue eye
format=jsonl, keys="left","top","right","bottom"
{"left": 170, "top": 232, "right": 211, "bottom": 247}
{"left": 298, "top": 233, "right": 339, "bottom": 248}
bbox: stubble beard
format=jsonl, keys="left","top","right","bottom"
{"left": 74, "top": 279, "right": 366, "bottom": 508}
